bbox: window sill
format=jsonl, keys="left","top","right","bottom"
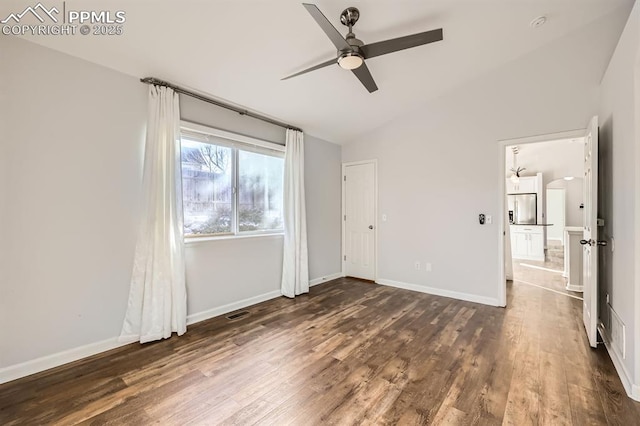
{"left": 184, "top": 232, "right": 284, "bottom": 246}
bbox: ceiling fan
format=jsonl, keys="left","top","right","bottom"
{"left": 282, "top": 3, "right": 444, "bottom": 93}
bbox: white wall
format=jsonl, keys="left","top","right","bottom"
{"left": 0, "top": 37, "right": 147, "bottom": 368}
{"left": 180, "top": 95, "right": 286, "bottom": 145}
{"left": 0, "top": 50, "right": 8, "bottom": 368}
{"left": 0, "top": 38, "right": 342, "bottom": 377}
{"left": 305, "top": 135, "right": 342, "bottom": 280}
{"left": 0, "top": 41, "right": 10, "bottom": 368}
{"left": 598, "top": 1, "right": 639, "bottom": 397}
{"left": 545, "top": 188, "right": 566, "bottom": 242}
{"left": 342, "top": 12, "right": 619, "bottom": 304}
{"left": 548, "top": 178, "right": 584, "bottom": 227}
{"left": 185, "top": 236, "right": 284, "bottom": 317}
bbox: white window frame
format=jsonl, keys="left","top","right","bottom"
{"left": 180, "top": 121, "right": 285, "bottom": 241}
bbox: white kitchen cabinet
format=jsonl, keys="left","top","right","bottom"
{"left": 511, "top": 231, "right": 529, "bottom": 259}
{"left": 529, "top": 232, "right": 544, "bottom": 257}
{"left": 510, "top": 225, "right": 545, "bottom": 261}
{"left": 506, "top": 175, "right": 538, "bottom": 194}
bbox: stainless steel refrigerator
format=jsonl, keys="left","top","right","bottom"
{"left": 507, "top": 193, "right": 537, "bottom": 225}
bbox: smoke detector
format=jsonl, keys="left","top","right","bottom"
{"left": 530, "top": 16, "right": 547, "bottom": 29}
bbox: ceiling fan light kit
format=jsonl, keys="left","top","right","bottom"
{"left": 282, "top": 3, "right": 444, "bottom": 93}
{"left": 338, "top": 52, "right": 363, "bottom": 70}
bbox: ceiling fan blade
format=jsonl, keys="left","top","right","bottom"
{"left": 352, "top": 62, "right": 378, "bottom": 93}
{"left": 360, "top": 28, "right": 443, "bottom": 59}
{"left": 302, "top": 3, "right": 351, "bottom": 51}
{"left": 281, "top": 57, "right": 337, "bottom": 80}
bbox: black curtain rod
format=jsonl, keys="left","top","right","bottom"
{"left": 140, "top": 77, "right": 302, "bottom": 132}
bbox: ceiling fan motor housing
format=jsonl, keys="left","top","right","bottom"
{"left": 345, "top": 34, "right": 363, "bottom": 47}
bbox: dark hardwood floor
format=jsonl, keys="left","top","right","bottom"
{"left": 1, "top": 277, "right": 639, "bottom": 425}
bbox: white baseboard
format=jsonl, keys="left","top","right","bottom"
{"left": 187, "top": 274, "right": 344, "bottom": 327}
{"left": 310, "top": 272, "right": 344, "bottom": 287}
{"left": 633, "top": 384, "right": 640, "bottom": 401}
{"left": 598, "top": 323, "right": 640, "bottom": 401}
{"left": 376, "top": 278, "right": 501, "bottom": 307}
{"left": 565, "top": 283, "right": 584, "bottom": 292}
{"left": 0, "top": 289, "right": 285, "bottom": 385}
{"left": 186, "top": 289, "right": 282, "bottom": 325}
{"left": 0, "top": 337, "right": 130, "bottom": 385}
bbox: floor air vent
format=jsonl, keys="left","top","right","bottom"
{"left": 226, "top": 310, "right": 250, "bottom": 321}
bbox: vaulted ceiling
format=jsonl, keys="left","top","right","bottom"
{"left": 7, "top": 0, "right": 634, "bottom": 143}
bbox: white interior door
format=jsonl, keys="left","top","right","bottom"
{"left": 344, "top": 162, "right": 376, "bottom": 280}
{"left": 582, "top": 116, "right": 599, "bottom": 348}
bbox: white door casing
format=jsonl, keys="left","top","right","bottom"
{"left": 343, "top": 161, "right": 376, "bottom": 280}
{"left": 582, "top": 116, "right": 599, "bottom": 348}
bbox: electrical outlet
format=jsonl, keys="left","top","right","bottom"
{"left": 414, "top": 261, "right": 420, "bottom": 270}
{"left": 425, "top": 262, "right": 432, "bottom": 272}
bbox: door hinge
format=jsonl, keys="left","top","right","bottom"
{"left": 344, "top": 255, "right": 346, "bottom": 261}
{"left": 344, "top": 176, "right": 346, "bottom": 181}
{"left": 344, "top": 215, "right": 346, "bottom": 221}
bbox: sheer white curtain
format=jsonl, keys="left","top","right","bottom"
{"left": 120, "top": 85, "right": 187, "bottom": 343}
{"left": 281, "top": 129, "right": 309, "bottom": 298}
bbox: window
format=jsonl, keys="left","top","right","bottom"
{"left": 180, "top": 125, "right": 284, "bottom": 238}
{"left": 238, "top": 150, "right": 284, "bottom": 232}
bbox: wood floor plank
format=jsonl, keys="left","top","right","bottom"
{"left": 568, "top": 383, "right": 609, "bottom": 426}
{"left": 496, "top": 322, "right": 541, "bottom": 425}
{"left": 1, "top": 277, "right": 639, "bottom": 425}
{"left": 538, "top": 350, "right": 572, "bottom": 425}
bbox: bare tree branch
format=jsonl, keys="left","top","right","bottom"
{"left": 184, "top": 145, "right": 229, "bottom": 173}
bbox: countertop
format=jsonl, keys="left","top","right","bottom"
{"left": 509, "top": 223, "right": 554, "bottom": 226}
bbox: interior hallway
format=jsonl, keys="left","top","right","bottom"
{"left": 511, "top": 240, "right": 583, "bottom": 299}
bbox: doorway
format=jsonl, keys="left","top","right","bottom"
{"left": 499, "top": 118, "right": 601, "bottom": 348}
{"left": 498, "top": 129, "right": 586, "bottom": 307}
{"left": 342, "top": 160, "right": 377, "bottom": 281}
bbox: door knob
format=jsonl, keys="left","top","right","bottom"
{"left": 580, "top": 239, "right": 604, "bottom": 247}
{"left": 368, "top": 225, "right": 374, "bottom": 230}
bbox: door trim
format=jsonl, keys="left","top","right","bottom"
{"left": 497, "top": 129, "right": 586, "bottom": 307}
{"left": 342, "top": 159, "right": 378, "bottom": 281}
